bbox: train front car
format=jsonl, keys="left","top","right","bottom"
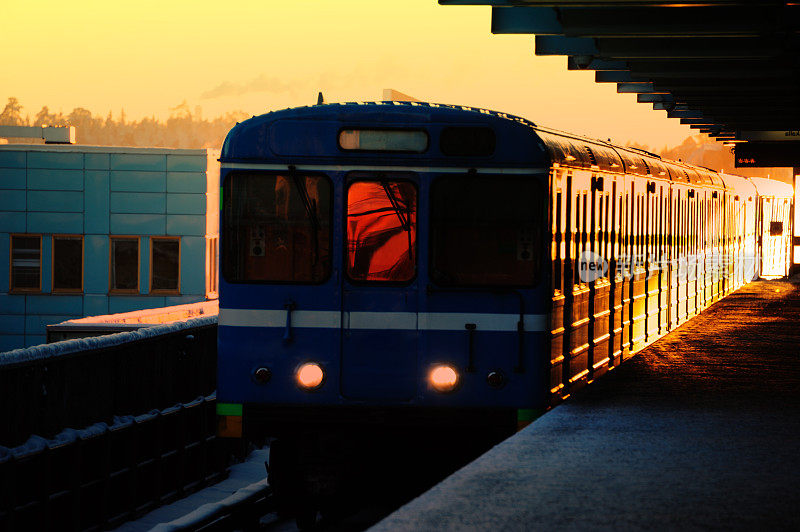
{"left": 216, "top": 103, "right": 552, "bottom": 512}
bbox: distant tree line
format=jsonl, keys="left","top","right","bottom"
{"left": 0, "top": 97, "right": 791, "bottom": 181}
{"left": 0, "top": 97, "right": 249, "bottom": 150}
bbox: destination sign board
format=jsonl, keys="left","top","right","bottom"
{"left": 735, "top": 142, "right": 800, "bottom": 167}
{"left": 739, "top": 131, "right": 800, "bottom": 142}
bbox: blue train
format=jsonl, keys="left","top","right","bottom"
{"left": 215, "top": 101, "right": 792, "bottom": 517}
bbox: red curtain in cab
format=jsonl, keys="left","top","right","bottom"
{"left": 346, "top": 181, "right": 416, "bottom": 282}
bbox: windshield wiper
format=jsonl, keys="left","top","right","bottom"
{"left": 288, "top": 165, "right": 320, "bottom": 267}
{"left": 381, "top": 181, "right": 413, "bottom": 262}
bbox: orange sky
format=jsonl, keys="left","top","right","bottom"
{"left": 1, "top": 0, "right": 697, "bottom": 150}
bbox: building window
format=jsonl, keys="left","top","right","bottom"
{"left": 206, "top": 236, "right": 218, "bottom": 298}
{"left": 52, "top": 235, "right": 83, "bottom": 293}
{"left": 151, "top": 237, "right": 180, "bottom": 293}
{"left": 10, "top": 234, "right": 41, "bottom": 292}
{"left": 110, "top": 237, "right": 139, "bottom": 293}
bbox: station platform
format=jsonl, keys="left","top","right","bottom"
{"left": 374, "top": 279, "right": 800, "bottom": 530}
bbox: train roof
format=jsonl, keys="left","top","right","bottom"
{"left": 222, "top": 102, "right": 771, "bottom": 193}
{"left": 719, "top": 173, "right": 758, "bottom": 201}
{"left": 221, "top": 101, "right": 552, "bottom": 168}
{"left": 748, "top": 176, "right": 793, "bottom": 198}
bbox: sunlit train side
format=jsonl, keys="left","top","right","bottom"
{"left": 215, "top": 102, "right": 792, "bottom": 513}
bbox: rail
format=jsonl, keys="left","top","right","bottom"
{"left": 151, "top": 478, "right": 273, "bottom": 532}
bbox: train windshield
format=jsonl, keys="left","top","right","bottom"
{"left": 222, "top": 172, "right": 331, "bottom": 283}
{"left": 346, "top": 180, "right": 417, "bottom": 282}
{"left": 430, "top": 174, "right": 542, "bottom": 287}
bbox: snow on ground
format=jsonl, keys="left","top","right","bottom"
{"left": 117, "top": 447, "right": 270, "bottom": 531}
{"left": 372, "top": 280, "right": 800, "bottom": 531}
{"left": 0, "top": 315, "right": 217, "bottom": 365}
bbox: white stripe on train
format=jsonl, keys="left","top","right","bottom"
{"left": 219, "top": 309, "right": 547, "bottom": 332}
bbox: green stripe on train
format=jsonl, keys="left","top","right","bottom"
{"left": 517, "top": 408, "right": 542, "bottom": 422}
{"left": 216, "top": 403, "right": 243, "bottom": 416}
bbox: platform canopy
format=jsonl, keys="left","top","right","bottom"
{"left": 440, "top": 0, "right": 800, "bottom": 155}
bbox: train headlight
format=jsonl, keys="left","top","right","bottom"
{"left": 296, "top": 362, "right": 325, "bottom": 390}
{"left": 429, "top": 364, "right": 460, "bottom": 393}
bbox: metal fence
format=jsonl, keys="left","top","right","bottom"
{"left": 0, "top": 394, "right": 227, "bottom": 532}
{"left": 0, "top": 317, "right": 227, "bottom": 531}
{"left": 0, "top": 317, "right": 217, "bottom": 448}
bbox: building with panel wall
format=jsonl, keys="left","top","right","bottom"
{"left": 0, "top": 145, "right": 220, "bottom": 351}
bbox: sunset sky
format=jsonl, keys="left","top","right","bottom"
{"left": 2, "top": 0, "right": 697, "bottom": 150}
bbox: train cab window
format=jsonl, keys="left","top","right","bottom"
{"left": 430, "top": 175, "right": 542, "bottom": 286}
{"left": 222, "top": 172, "right": 332, "bottom": 283}
{"left": 346, "top": 180, "right": 417, "bottom": 282}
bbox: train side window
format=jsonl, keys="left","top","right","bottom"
{"left": 573, "top": 191, "right": 582, "bottom": 285}
{"left": 346, "top": 180, "right": 417, "bottom": 283}
{"left": 616, "top": 194, "right": 623, "bottom": 266}
{"left": 10, "top": 234, "right": 42, "bottom": 292}
{"left": 596, "top": 193, "right": 603, "bottom": 258}
{"left": 554, "top": 189, "right": 563, "bottom": 292}
{"left": 431, "top": 174, "right": 542, "bottom": 287}
{"left": 581, "top": 192, "right": 588, "bottom": 280}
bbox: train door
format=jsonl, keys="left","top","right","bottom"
{"left": 675, "top": 186, "right": 688, "bottom": 325}
{"left": 564, "top": 171, "right": 591, "bottom": 389}
{"left": 630, "top": 179, "right": 647, "bottom": 352}
{"left": 658, "top": 183, "right": 670, "bottom": 335}
{"left": 761, "top": 196, "right": 791, "bottom": 278}
{"left": 668, "top": 185, "right": 679, "bottom": 329}
{"left": 425, "top": 171, "right": 547, "bottom": 405}
{"left": 550, "top": 167, "right": 567, "bottom": 397}
{"left": 760, "top": 197, "right": 773, "bottom": 277}
{"left": 588, "top": 171, "right": 611, "bottom": 379}
{"left": 644, "top": 180, "right": 661, "bottom": 343}
{"left": 735, "top": 193, "right": 745, "bottom": 288}
{"left": 724, "top": 192, "right": 732, "bottom": 294}
{"left": 620, "top": 185, "right": 633, "bottom": 360}
{"left": 608, "top": 176, "right": 624, "bottom": 367}
{"left": 565, "top": 171, "right": 592, "bottom": 389}
{"left": 698, "top": 192, "right": 709, "bottom": 308}
{"left": 341, "top": 173, "right": 419, "bottom": 400}
{"left": 686, "top": 188, "right": 699, "bottom": 317}
{"left": 745, "top": 193, "right": 757, "bottom": 281}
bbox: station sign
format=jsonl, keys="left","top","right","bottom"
{"left": 738, "top": 131, "right": 800, "bottom": 142}
{"left": 734, "top": 141, "right": 800, "bottom": 167}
